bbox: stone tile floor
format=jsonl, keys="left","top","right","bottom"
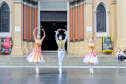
{"left": 0, "top": 68, "right": 125, "bottom": 84}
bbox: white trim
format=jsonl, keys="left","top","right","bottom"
{"left": 0, "top": 0, "right": 12, "bottom": 38}
{"left": 67, "top": 1, "right": 69, "bottom": 52}
{"left": 27, "top": 2, "right": 33, "bottom": 7}
{"left": 74, "top": 2, "right": 79, "bottom": 7}
{"left": 70, "top": 4, "right": 74, "bottom": 8}
{"left": 38, "top": 1, "right": 40, "bottom": 34}
{"left": 94, "top": 1, "right": 110, "bottom": 37}
{"left": 111, "top": 1, "right": 116, "bottom": 4}
{"left": 33, "top": 5, "right": 38, "bottom": 9}
{"left": 23, "top": 1, "right": 27, "bottom": 5}
{"left": 84, "top": 1, "right": 93, "bottom": 4}
{"left": 14, "top": 0, "right": 22, "bottom": 3}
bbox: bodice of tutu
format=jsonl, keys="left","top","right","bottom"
{"left": 35, "top": 42, "right": 41, "bottom": 49}
{"left": 88, "top": 44, "right": 95, "bottom": 51}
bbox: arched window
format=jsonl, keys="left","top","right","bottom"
{"left": 0, "top": 3, "right": 10, "bottom": 32}
{"left": 96, "top": 4, "right": 106, "bottom": 32}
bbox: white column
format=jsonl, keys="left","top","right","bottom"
{"left": 38, "top": 1, "right": 40, "bottom": 34}
{"left": 67, "top": 1, "right": 69, "bottom": 52}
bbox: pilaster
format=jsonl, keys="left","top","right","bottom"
{"left": 11, "top": 2, "right": 23, "bottom": 55}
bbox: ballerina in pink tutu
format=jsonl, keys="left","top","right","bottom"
{"left": 26, "top": 27, "right": 46, "bottom": 74}
{"left": 83, "top": 32, "right": 98, "bottom": 73}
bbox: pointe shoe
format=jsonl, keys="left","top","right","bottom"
{"left": 91, "top": 69, "right": 94, "bottom": 74}
{"left": 89, "top": 69, "right": 92, "bottom": 73}
{"left": 36, "top": 68, "right": 39, "bottom": 74}
{"left": 58, "top": 69, "right": 62, "bottom": 74}
{"left": 89, "top": 69, "right": 94, "bottom": 74}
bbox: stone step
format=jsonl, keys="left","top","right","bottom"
{"left": 0, "top": 55, "right": 125, "bottom": 66}
{"left": 0, "top": 60, "right": 120, "bottom": 63}
{"left": 0, "top": 58, "right": 120, "bottom": 62}
{"left": 0, "top": 62, "right": 125, "bottom": 66}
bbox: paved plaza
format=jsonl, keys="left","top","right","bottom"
{"left": 0, "top": 68, "right": 125, "bottom": 84}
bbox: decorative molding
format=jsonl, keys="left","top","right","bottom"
{"left": 70, "top": 0, "right": 84, "bottom": 8}
{"left": 74, "top": 2, "right": 79, "bottom": 7}
{"left": 29, "top": 2, "right": 33, "bottom": 7}
{"left": 111, "top": 1, "right": 116, "bottom": 4}
{"left": 80, "top": 1, "right": 84, "bottom": 5}
{"left": 71, "top": 2, "right": 78, "bottom": 8}
{"left": 14, "top": 0, "right": 24, "bottom": 3}
{"left": 84, "top": 0, "right": 93, "bottom": 4}
{"left": 23, "top": 1, "right": 27, "bottom": 5}
{"left": 15, "top": 0, "right": 38, "bottom": 8}
{"left": 14, "top": 0, "right": 38, "bottom": 3}
{"left": 22, "top": 0, "right": 38, "bottom": 8}
{"left": 70, "top": 0, "right": 84, "bottom": 4}
{"left": 40, "top": 1, "right": 67, "bottom": 10}
{"left": 33, "top": 5, "right": 37, "bottom": 8}
{"left": 78, "top": 0, "right": 84, "bottom": 6}
{"left": 70, "top": 4, "right": 74, "bottom": 8}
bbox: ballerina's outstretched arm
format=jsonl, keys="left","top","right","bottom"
{"left": 87, "top": 32, "right": 90, "bottom": 43}
{"left": 40, "top": 29, "right": 46, "bottom": 42}
{"left": 55, "top": 29, "right": 61, "bottom": 43}
{"left": 33, "top": 27, "right": 38, "bottom": 40}
{"left": 62, "top": 29, "right": 68, "bottom": 42}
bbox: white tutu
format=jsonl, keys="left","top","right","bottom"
{"left": 83, "top": 55, "right": 98, "bottom": 64}
{"left": 26, "top": 48, "right": 45, "bottom": 63}
{"left": 83, "top": 51, "right": 98, "bottom": 64}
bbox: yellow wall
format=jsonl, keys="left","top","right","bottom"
{"left": 0, "top": 0, "right": 126, "bottom": 55}
{"left": 0, "top": 0, "right": 35, "bottom": 55}
{"left": 69, "top": 0, "right": 126, "bottom": 55}
{"left": 0, "top": 0, "right": 14, "bottom": 55}
{"left": 124, "top": 0, "right": 126, "bottom": 49}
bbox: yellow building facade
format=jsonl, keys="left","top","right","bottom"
{"left": 0, "top": 0, "right": 125, "bottom": 55}
{"left": 69, "top": 0, "right": 126, "bottom": 55}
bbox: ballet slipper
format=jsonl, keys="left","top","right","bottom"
{"left": 58, "top": 68, "right": 62, "bottom": 74}
{"left": 36, "top": 68, "right": 39, "bottom": 74}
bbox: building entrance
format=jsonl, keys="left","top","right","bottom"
{"left": 41, "top": 22, "right": 67, "bottom": 51}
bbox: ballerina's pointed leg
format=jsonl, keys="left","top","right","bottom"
{"left": 36, "top": 62, "right": 39, "bottom": 74}
{"left": 91, "top": 64, "right": 94, "bottom": 73}
{"left": 89, "top": 64, "right": 92, "bottom": 73}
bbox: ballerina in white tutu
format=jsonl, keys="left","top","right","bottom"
{"left": 83, "top": 32, "right": 98, "bottom": 73}
{"left": 26, "top": 27, "right": 46, "bottom": 74}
